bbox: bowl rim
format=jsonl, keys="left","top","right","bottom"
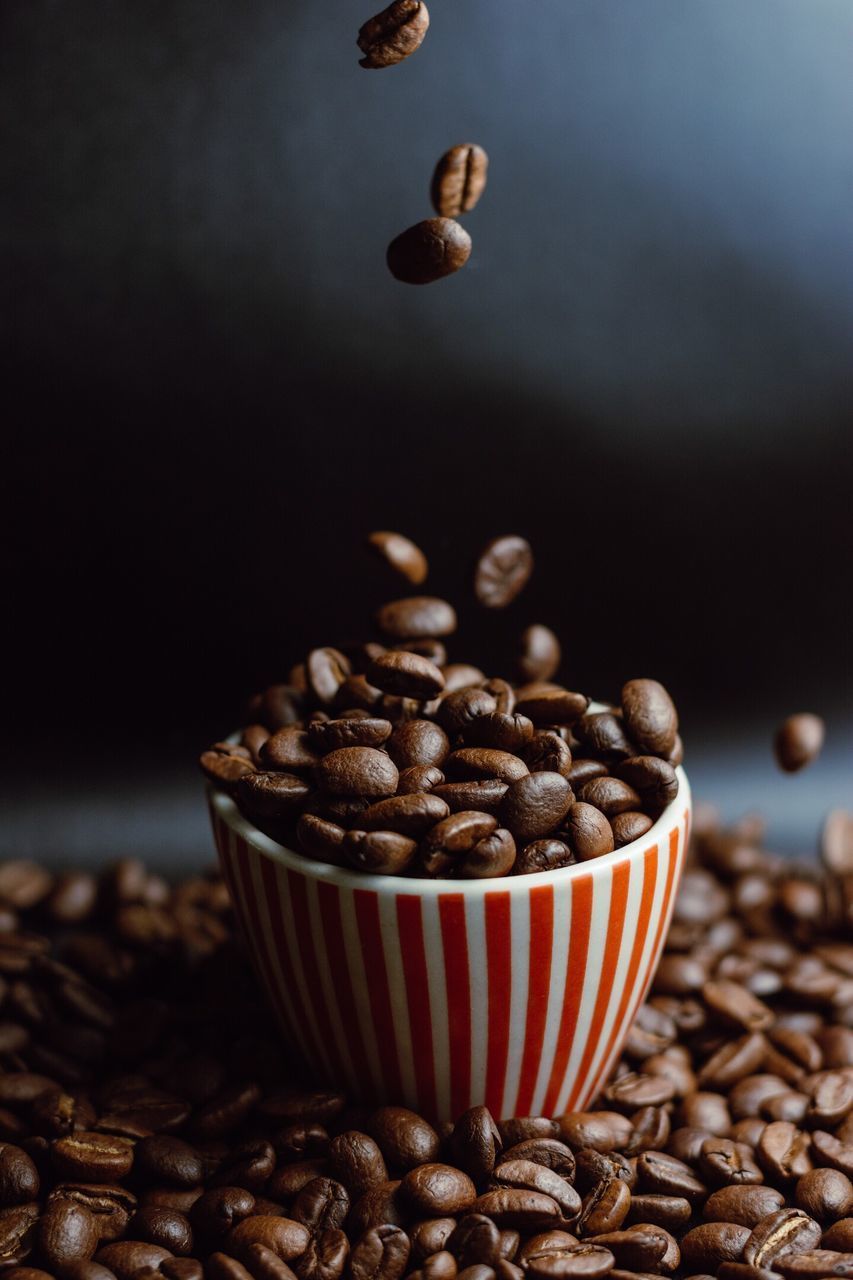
{"left": 209, "top": 764, "right": 691, "bottom": 899}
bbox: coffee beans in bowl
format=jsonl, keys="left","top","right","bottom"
{"left": 201, "top": 534, "right": 683, "bottom": 878}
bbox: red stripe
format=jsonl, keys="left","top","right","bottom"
{"left": 567, "top": 860, "right": 631, "bottom": 1110}
{"left": 256, "top": 856, "right": 325, "bottom": 1070}
{"left": 354, "top": 890, "right": 403, "bottom": 1101}
{"left": 513, "top": 884, "right": 555, "bottom": 1116}
{"left": 439, "top": 895, "right": 472, "bottom": 1118}
{"left": 541, "top": 873, "right": 593, "bottom": 1116}
{"left": 396, "top": 896, "right": 437, "bottom": 1119}
{"left": 484, "top": 893, "right": 513, "bottom": 1117}
{"left": 586, "top": 844, "right": 660, "bottom": 1104}
{"left": 288, "top": 872, "right": 341, "bottom": 1083}
{"left": 316, "top": 882, "right": 373, "bottom": 1098}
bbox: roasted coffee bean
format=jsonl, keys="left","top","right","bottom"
{"left": 464, "top": 714, "right": 535, "bottom": 755}
{"left": 52, "top": 1133, "right": 134, "bottom": 1183}
{"left": 306, "top": 649, "right": 351, "bottom": 706}
{"left": 401, "top": 1165, "right": 476, "bottom": 1216}
{"left": 705, "top": 1186, "right": 787, "bottom": 1228}
{"left": 95, "top": 1241, "right": 174, "bottom": 1279}
{"left": 349, "top": 1224, "right": 411, "bottom": 1280}
{"left": 517, "top": 627, "right": 561, "bottom": 685}
{"left": 316, "top": 748, "right": 399, "bottom": 799}
{"left": 626, "top": 1194, "right": 691, "bottom": 1231}
{"left": 470, "top": 1190, "right": 561, "bottom": 1232}
{"left": 308, "top": 719, "right": 393, "bottom": 753}
{"left": 576, "top": 1176, "right": 630, "bottom": 1236}
{"left": 438, "top": 690, "right": 499, "bottom": 736}
{"left": 743, "top": 1207, "right": 822, "bottom": 1268}
{"left": 420, "top": 812, "right": 498, "bottom": 877}
{"left": 260, "top": 728, "right": 320, "bottom": 771}
{"left": 388, "top": 721, "right": 450, "bottom": 769}
{"left": 564, "top": 759, "right": 608, "bottom": 790}
{"left": 497, "top": 1119, "right": 559, "bottom": 1148}
{"left": 367, "top": 652, "right": 445, "bottom": 701}
{"left": 225, "top": 1216, "right": 310, "bottom": 1264}
{"left": 410, "top": 1220, "right": 456, "bottom": 1261}
{"left": 358, "top": 0, "right": 429, "bottom": 67}
{"left": 574, "top": 714, "right": 635, "bottom": 761}
{"left": 795, "top": 1169, "right": 853, "bottom": 1221}
{"left": 492, "top": 1161, "right": 580, "bottom": 1222}
{"left": 585, "top": 1226, "right": 669, "bottom": 1272}
{"left": 387, "top": 219, "right": 472, "bottom": 285}
{"left": 327, "top": 1132, "right": 388, "bottom": 1196}
{"left": 775, "top": 1252, "right": 853, "bottom": 1277}
{"left": 446, "top": 750, "right": 529, "bottom": 784}
{"left": 577, "top": 777, "right": 641, "bottom": 818}
{"left": 0, "top": 1146, "right": 39, "bottom": 1205}
{"left": 681, "top": 1221, "right": 751, "bottom": 1269}
{"left": 610, "top": 811, "right": 654, "bottom": 848}
{"left": 473, "top": 538, "right": 534, "bottom": 609}
{"left": 456, "top": 829, "right": 517, "bottom": 879}
{"left": 524, "top": 732, "right": 573, "bottom": 780}
{"left": 296, "top": 814, "right": 347, "bottom": 863}
{"left": 361, "top": 793, "right": 451, "bottom": 838}
{"left": 38, "top": 1198, "right": 99, "bottom": 1271}
{"left": 616, "top": 757, "right": 679, "bottom": 814}
{"left": 502, "top": 1141, "right": 575, "bottom": 1180}
{"left": 774, "top": 714, "right": 825, "bottom": 773}
{"left": 369, "top": 1109, "right": 440, "bottom": 1172}
{"left": 367, "top": 532, "right": 428, "bottom": 585}
{"left": 200, "top": 748, "right": 257, "bottom": 787}
{"left": 128, "top": 1206, "right": 193, "bottom": 1255}
{"left": 500, "top": 774, "right": 573, "bottom": 842}
{"left": 237, "top": 772, "right": 311, "bottom": 820}
{"left": 699, "top": 1137, "right": 763, "bottom": 1186}
{"left": 528, "top": 1243, "right": 614, "bottom": 1278}
{"left": 514, "top": 690, "right": 588, "bottom": 728}
{"left": 49, "top": 1183, "right": 137, "bottom": 1242}
{"left": 134, "top": 1137, "right": 204, "bottom": 1188}
{"left": 620, "top": 680, "right": 679, "bottom": 757}
{"left": 564, "top": 804, "right": 614, "bottom": 862}
{"left": 636, "top": 1151, "right": 707, "bottom": 1201}
{"left": 374, "top": 597, "right": 457, "bottom": 643}
{"left": 190, "top": 1187, "right": 255, "bottom": 1243}
{"left": 348, "top": 1181, "right": 405, "bottom": 1237}
{"left": 433, "top": 782, "right": 508, "bottom": 816}
{"left": 758, "top": 1122, "right": 813, "bottom": 1182}
{"left": 431, "top": 145, "right": 489, "bottom": 218}
{"left": 514, "top": 840, "right": 574, "bottom": 876}
{"left": 447, "top": 1215, "right": 501, "bottom": 1268}
{"left": 398, "top": 765, "right": 445, "bottom": 795}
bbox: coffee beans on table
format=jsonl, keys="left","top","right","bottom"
{"left": 202, "top": 533, "right": 683, "bottom": 877}
{"left": 0, "top": 807, "right": 852, "bottom": 1277}
{"left": 357, "top": 0, "right": 430, "bottom": 68}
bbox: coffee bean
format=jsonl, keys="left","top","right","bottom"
{"left": 135, "top": 1137, "right": 204, "bottom": 1189}
{"left": 376, "top": 598, "right": 457, "bottom": 640}
{"left": 398, "top": 765, "right": 445, "bottom": 795}
{"left": 564, "top": 804, "right": 614, "bottom": 862}
{"left": 576, "top": 777, "right": 641, "bottom": 818}
{"left": 610, "top": 811, "right": 654, "bottom": 848}
{"left": 369, "top": 1109, "right": 440, "bottom": 1172}
{"left": 524, "top": 732, "right": 572, "bottom": 779}
{"left": 705, "top": 1186, "right": 787, "bottom": 1228}
{"left": 585, "top": 1226, "right": 669, "bottom": 1271}
{"left": 367, "top": 652, "right": 445, "bottom": 701}
{"left": 514, "top": 690, "right": 588, "bottom": 728}
{"left": 237, "top": 771, "right": 311, "bottom": 820}
{"left": 515, "top": 840, "right": 574, "bottom": 876}
{"left": 473, "top": 538, "right": 533, "bottom": 609}
{"left": 296, "top": 814, "right": 347, "bottom": 863}
{"left": 348, "top": 1182, "right": 405, "bottom": 1238}
{"left": 433, "top": 782, "right": 508, "bottom": 816}
{"left": 471, "top": 1190, "right": 561, "bottom": 1231}
{"left": 625, "top": 1194, "right": 691, "bottom": 1231}
{"left": 388, "top": 721, "right": 450, "bottom": 769}
{"left": 358, "top": 0, "right": 429, "bottom": 67}
{"left": 530, "top": 1244, "right": 614, "bottom": 1278}
{"left": 516, "top": 626, "right": 561, "bottom": 685}
{"left": 387, "top": 219, "right": 472, "bottom": 285}
{"left": 574, "top": 714, "right": 635, "bottom": 762}
{"left": 620, "top": 680, "right": 679, "bottom": 757}
{"left": 822, "top": 1221, "right": 853, "bottom": 1251}
{"left": 576, "top": 1176, "right": 630, "bottom": 1236}
{"left": 456, "top": 829, "right": 516, "bottom": 879}
{"left": 420, "top": 812, "right": 498, "bottom": 876}
{"left": 49, "top": 1184, "right": 137, "bottom": 1242}
{"left": 52, "top": 1134, "right": 134, "bottom": 1183}
{"left": 306, "top": 649, "right": 351, "bottom": 707}
{"left": 822, "top": 810, "right": 853, "bottom": 877}
{"left": 795, "top": 1169, "right": 853, "bottom": 1222}
{"left": 308, "top": 719, "right": 394, "bottom": 753}
{"left": 261, "top": 728, "right": 321, "bottom": 771}
{"left": 327, "top": 1133, "right": 387, "bottom": 1197}
{"left": 360, "top": 793, "right": 450, "bottom": 837}
{"left": 225, "top": 1216, "right": 310, "bottom": 1265}
{"left": 402, "top": 1165, "right": 476, "bottom": 1216}
{"left": 431, "top": 145, "right": 489, "bottom": 218}
{"left": 129, "top": 1206, "right": 194, "bottom": 1255}
{"left": 316, "top": 748, "right": 399, "bottom": 799}
{"left": 492, "top": 1161, "right": 580, "bottom": 1222}
{"left": 367, "top": 532, "right": 428, "bottom": 585}
{"left": 616, "top": 757, "right": 679, "bottom": 814}
{"left": 38, "top": 1198, "right": 99, "bottom": 1271}
{"left": 681, "top": 1221, "right": 751, "bottom": 1269}
{"left": 775, "top": 1251, "right": 853, "bottom": 1277}
{"left": 743, "top": 1206, "right": 822, "bottom": 1268}
{"left": 200, "top": 748, "right": 257, "bottom": 787}
{"left": 465, "top": 714, "right": 535, "bottom": 755}
{"left": 500, "top": 774, "right": 573, "bottom": 843}
{"left": 0, "top": 1147, "right": 39, "bottom": 1206}
{"left": 350, "top": 1224, "right": 411, "bottom": 1280}
{"left": 95, "top": 1241, "right": 174, "bottom": 1280}
{"left": 758, "top": 1123, "right": 814, "bottom": 1183}
{"left": 774, "top": 714, "right": 825, "bottom": 773}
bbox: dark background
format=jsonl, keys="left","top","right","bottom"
{"left": 2, "top": 0, "right": 851, "bottom": 863}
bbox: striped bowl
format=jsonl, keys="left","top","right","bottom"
{"left": 208, "top": 769, "right": 690, "bottom": 1122}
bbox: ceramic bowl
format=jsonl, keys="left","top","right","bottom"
{"left": 208, "top": 767, "right": 690, "bottom": 1122}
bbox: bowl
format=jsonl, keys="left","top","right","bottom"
{"left": 207, "top": 767, "right": 690, "bottom": 1122}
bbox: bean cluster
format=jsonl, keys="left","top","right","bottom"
{"left": 201, "top": 593, "right": 681, "bottom": 878}
{"left": 0, "top": 809, "right": 851, "bottom": 1279}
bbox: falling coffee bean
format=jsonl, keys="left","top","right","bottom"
{"left": 387, "top": 219, "right": 471, "bottom": 285}
{"left": 774, "top": 713, "right": 826, "bottom": 773}
{"left": 357, "top": 0, "right": 429, "bottom": 68}
{"left": 473, "top": 537, "right": 534, "bottom": 609}
{"left": 367, "top": 531, "right": 429, "bottom": 584}
{"left": 431, "top": 144, "right": 489, "bottom": 218}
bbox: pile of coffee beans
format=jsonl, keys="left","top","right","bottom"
{"left": 0, "top": 807, "right": 851, "bottom": 1279}
{"left": 201, "top": 534, "right": 682, "bottom": 877}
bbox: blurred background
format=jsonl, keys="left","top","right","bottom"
{"left": 2, "top": 0, "right": 851, "bottom": 865}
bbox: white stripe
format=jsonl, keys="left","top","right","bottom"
{"left": 338, "top": 886, "right": 384, "bottom": 1099}
{"left": 245, "top": 842, "right": 309, "bottom": 1061}
{"left": 305, "top": 880, "right": 357, "bottom": 1093}
{"left": 378, "top": 894, "right": 417, "bottom": 1109}
{"left": 422, "top": 895, "right": 451, "bottom": 1122}
{"left": 530, "top": 877, "right": 572, "bottom": 1116}
{"left": 631, "top": 842, "right": 671, "bottom": 1017}
{"left": 563, "top": 866, "right": 612, "bottom": 1109}
{"left": 466, "top": 895, "right": 488, "bottom": 1111}
{"left": 501, "top": 890, "right": 530, "bottom": 1117}
{"left": 271, "top": 861, "right": 334, "bottom": 1079}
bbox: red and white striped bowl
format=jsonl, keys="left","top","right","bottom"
{"left": 208, "top": 770, "right": 690, "bottom": 1122}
